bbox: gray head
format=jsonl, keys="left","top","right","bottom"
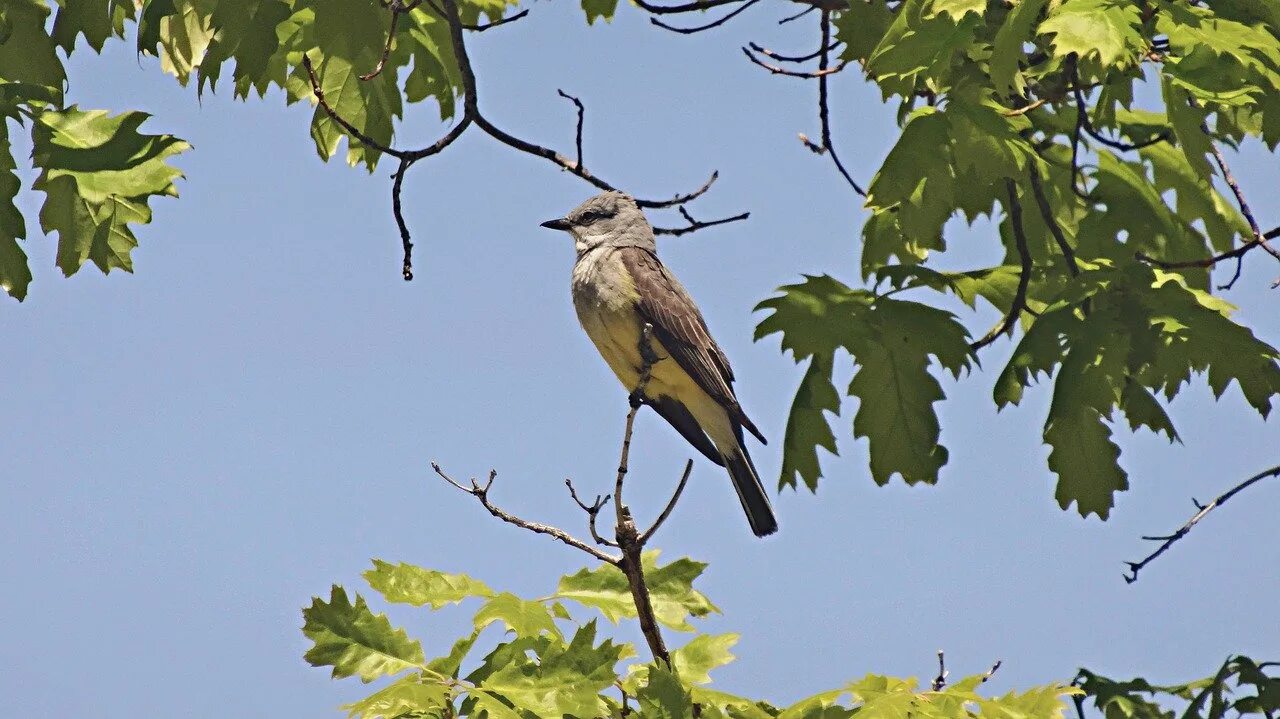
{"left": 540, "top": 191, "right": 656, "bottom": 254}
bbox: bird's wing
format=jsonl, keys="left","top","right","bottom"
{"left": 619, "top": 247, "right": 766, "bottom": 444}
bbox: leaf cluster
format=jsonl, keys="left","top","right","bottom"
{"left": 304, "top": 554, "right": 1077, "bottom": 718}
{"left": 760, "top": 0, "right": 1280, "bottom": 518}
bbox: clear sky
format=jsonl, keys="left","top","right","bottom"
{"left": 2, "top": 4, "right": 1277, "bottom": 716}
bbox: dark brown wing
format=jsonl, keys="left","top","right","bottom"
{"left": 620, "top": 247, "right": 766, "bottom": 444}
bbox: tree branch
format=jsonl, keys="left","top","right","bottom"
{"left": 639, "top": 459, "right": 693, "bottom": 544}
{"left": 1028, "top": 164, "right": 1079, "bottom": 278}
{"left": 747, "top": 41, "right": 840, "bottom": 64}
{"left": 742, "top": 45, "right": 848, "bottom": 77}
{"left": 654, "top": 206, "right": 750, "bottom": 236}
{"left": 1190, "top": 97, "right": 1280, "bottom": 288}
{"left": 651, "top": 0, "right": 760, "bottom": 33}
{"left": 557, "top": 89, "right": 586, "bottom": 170}
{"left": 632, "top": 0, "right": 747, "bottom": 14}
{"left": 1136, "top": 226, "right": 1280, "bottom": 290}
{"left": 566, "top": 478, "right": 618, "bottom": 547}
{"left": 432, "top": 463, "right": 621, "bottom": 564}
{"left": 1123, "top": 463, "right": 1280, "bottom": 583}
{"left": 971, "top": 180, "right": 1032, "bottom": 351}
{"left": 816, "top": 10, "right": 866, "bottom": 197}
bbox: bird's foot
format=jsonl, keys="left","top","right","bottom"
{"left": 628, "top": 391, "right": 646, "bottom": 409}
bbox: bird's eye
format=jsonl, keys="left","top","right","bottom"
{"left": 578, "top": 211, "right": 599, "bottom": 224}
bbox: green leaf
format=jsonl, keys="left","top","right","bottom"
{"left": 637, "top": 666, "right": 696, "bottom": 719}
{"left": 363, "top": 560, "right": 494, "bottom": 608}
{"left": 51, "top": 0, "right": 135, "bottom": 54}
{"left": 671, "top": 633, "right": 738, "bottom": 685}
{"left": 990, "top": 0, "right": 1049, "bottom": 94}
{"left": 1045, "top": 404, "right": 1128, "bottom": 519}
{"left": 834, "top": 0, "right": 894, "bottom": 63}
{"left": 479, "top": 621, "right": 625, "bottom": 718}
{"left": 582, "top": 0, "right": 619, "bottom": 24}
{"left": 930, "top": 0, "right": 986, "bottom": 21}
{"left": 1038, "top": 0, "right": 1144, "bottom": 78}
{"left": 0, "top": 123, "right": 30, "bottom": 301}
{"left": 31, "top": 108, "right": 188, "bottom": 277}
{"left": 847, "top": 298, "right": 973, "bottom": 486}
{"left": 778, "top": 353, "right": 841, "bottom": 492}
{"left": 0, "top": 0, "right": 66, "bottom": 110}
{"left": 302, "top": 585, "right": 425, "bottom": 683}
{"left": 341, "top": 673, "right": 451, "bottom": 719}
{"left": 755, "top": 275, "right": 865, "bottom": 361}
{"left": 426, "top": 630, "right": 481, "bottom": 678}
{"left": 474, "top": 592, "right": 562, "bottom": 639}
{"left": 556, "top": 552, "right": 718, "bottom": 632}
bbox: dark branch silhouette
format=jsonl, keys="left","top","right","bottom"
{"left": 1123, "top": 463, "right": 1280, "bottom": 583}
{"left": 651, "top": 0, "right": 761, "bottom": 33}
{"left": 971, "top": 180, "right": 1032, "bottom": 351}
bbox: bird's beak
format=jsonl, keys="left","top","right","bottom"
{"left": 540, "top": 217, "right": 572, "bottom": 232}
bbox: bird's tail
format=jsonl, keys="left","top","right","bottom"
{"left": 724, "top": 442, "right": 778, "bottom": 537}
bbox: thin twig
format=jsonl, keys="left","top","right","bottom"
{"left": 1028, "top": 165, "right": 1079, "bottom": 278}
{"left": 651, "top": 0, "right": 760, "bottom": 33}
{"left": 1123, "top": 463, "right": 1280, "bottom": 583}
{"left": 639, "top": 460, "right": 693, "bottom": 544}
{"left": 742, "top": 46, "right": 848, "bottom": 77}
{"left": 816, "top": 10, "right": 866, "bottom": 197}
{"left": 566, "top": 478, "right": 618, "bottom": 547}
{"left": 360, "top": 2, "right": 408, "bottom": 81}
{"left": 654, "top": 208, "right": 750, "bottom": 237}
{"left": 557, "top": 90, "right": 586, "bottom": 170}
{"left": 423, "top": 0, "right": 529, "bottom": 30}
{"left": 971, "top": 180, "right": 1032, "bottom": 351}
{"left": 392, "top": 158, "right": 416, "bottom": 280}
{"left": 302, "top": 54, "right": 402, "bottom": 158}
{"left": 1002, "top": 97, "right": 1049, "bottom": 117}
{"left": 632, "top": 0, "right": 745, "bottom": 13}
{"left": 1137, "top": 226, "right": 1280, "bottom": 290}
{"left": 1072, "top": 79, "right": 1169, "bottom": 152}
{"left": 982, "top": 660, "right": 1003, "bottom": 683}
{"left": 1190, "top": 97, "right": 1280, "bottom": 287}
{"left": 778, "top": 4, "right": 815, "bottom": 23}
{"left": 432, "top": 463, "right": 621, "bottom": 564}
{"left": 933, "top": 650, "right": 949, "bottom": 691}
{"left": 616, "top": 324, "right": 659, "bottom": 517}
{"left": 747, "top": 41, "right": 840, "bottom": 63}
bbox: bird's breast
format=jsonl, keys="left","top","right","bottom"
{"left": 572, "top": 249, "right": 645, "bottom": 389}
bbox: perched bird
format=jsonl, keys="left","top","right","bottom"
{"left": 541, "top": 191, "right": 777, "bottom": 537}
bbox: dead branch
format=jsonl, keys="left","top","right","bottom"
{"left": 651, "top": 0, "right": 761, "bottom": 33}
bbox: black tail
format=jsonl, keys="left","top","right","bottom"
{"left": 724, "top": 443, "right": 778, "bottom": 537}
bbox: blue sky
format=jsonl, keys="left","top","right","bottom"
{"left": 2, "top": 4, "right": 1278, "bottom": 716}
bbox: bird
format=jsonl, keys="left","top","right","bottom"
{"left": 540, "top": 191, "right": 777, "bottom": 537}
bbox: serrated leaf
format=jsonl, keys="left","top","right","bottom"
{"left": 847, "top": 298, "right": 973, "bottom": 486}
{"left": 990, "top": 0, "right": 1049, "bottom": 94}
{"left": 302, "top": 586, "right": 425, "bottom": 683}
{"left": 364, "top": 560, "right": 494, "bottom": 608}
{"left": 427, "top": 630, "right": 480, "bottom": 678}
{"left": 834, "top": 0, "right": 894, "bottom": 63}
{"left": 31, "top": 108, "right": 188, "bottom": 278}
{"left": 51, "top": 0, "right": 135, "bottom": 54}
{"left": 671, "top": 634, "right": 737, "bottom": 685}
{"left": 638, "top": 666, "right": 696, "bottom": 719}
{"left": 341, "top": 673, "right": 451, "bottom": 719}
{"left": 582, "top": 0, "right": 619, "bottom": 24}
{"left": 930, "top": 0, "right": 986, "bottom": 21}
{"left": 0, "top": 0, "right": 66, "bottom": 111}
{"left": 479, "top": 621, "right": 624, "bottom": 718}
{"left": 779, "top": 353, "right": 841, "bottom": 492}
{"left": 556, "top": 552, "right": 718, "bottom": 632}
{"left": 754, "top": 275, "right": 866, "bottom": 361}
{"left": 474, "top": 592, "right": 561, "bottom": 639}
{"left": 1038, "top": 0, "right": 1143, "bottom": 78}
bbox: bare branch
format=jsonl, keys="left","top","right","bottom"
{"left": 566, "top": 478, "right": 618, "bottom": 547}
{"left": 982, "top": 660, "right": 1003, "bottom": 683}
{"left": 816, "top": 11, "right": 867, "bottom": 197}
{"left": 557, "top": 89, "right": 586, "bottom": 170}
{"left": 742, "top": 45, "right": 848, "bottom": 77}
{"left": 651, "top": 0, "right": 760, "bottom": 33}
{"left": 638, "top": 171, "right": 721, "bottom": 209}
{"left": 432, "top": 463, "right": 621, "bottom": 564}
{"left": 639, "top": 460, "right": 693, "bottom": 544}
{"left": 359, "top": 1, "right": 410, "bottom": 81}
{"left": 778, "top": 4, "right": 816, "bottom": 23}
{"left": 747, "top": 41, "right": 840, "bottom": 63}
{"left": 933, "top": 650, "right": 949, "bottom": 691}
{"left": 654, "top": 206, "right": 750, "bottom": 236}
{"left": 1190, "top": 97, "right": 1280, "bottom": 287}
{"left": 971, "top": 180, "right": 1032, "bottom": 352}
{"left": 1123, "top": 463, "right": 1280, "bottom": 583}
{"left": 1137, "top": 226, "right": 1280, "bottom": 290}
{"left": 632, "top": 0, "right": 746, "bottom": 14}
{"left": 1072, "top": 79, "right": 1170, "bottom": 152}
{"left": 423, "top": 0, "right": 529, "bottom": 31}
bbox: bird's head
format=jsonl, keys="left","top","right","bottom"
{"left": 540, "top": 191, "right": 655, "bottom": 254}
